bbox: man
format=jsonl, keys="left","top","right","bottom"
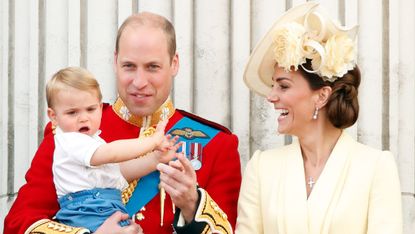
{"left": 4, "top": 12, "right": 241, "bottom": 234}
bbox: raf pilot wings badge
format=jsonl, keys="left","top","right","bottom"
{"left": 170, "top": 127, "right": 209, "bottom": 140}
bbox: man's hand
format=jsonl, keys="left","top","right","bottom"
{"left": 94, "top": 211, "right": 143, "bottom": 234}
{"left": 157, "top": 153, "right": 198, "bottom": 223}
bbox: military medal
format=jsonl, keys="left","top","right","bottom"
{"left": 180, "top": 141, "right": 187, "bottom": 155}
{"left": 191, "top": 158, "right": 202, "bottom": 170}
{"left": 190, "top": 143, "right": 202, "bottom": 170}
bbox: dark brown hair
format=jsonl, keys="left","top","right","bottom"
{"left": 299, "top": 59, "right": 360, "bottom": 129}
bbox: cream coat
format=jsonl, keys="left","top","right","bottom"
{"left": 236, "top": 132, "right": 402, "bottom": 234}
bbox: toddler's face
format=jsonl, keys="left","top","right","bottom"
{"left": 48, "top": 87, "right": 102, "bottom": 136}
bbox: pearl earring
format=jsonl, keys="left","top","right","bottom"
{"left": 312, "top": 107, "right": 319, "bottom": 120}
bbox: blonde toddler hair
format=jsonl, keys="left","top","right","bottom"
{"left": 46, "top": 67, "right": 102, "bottom": 108}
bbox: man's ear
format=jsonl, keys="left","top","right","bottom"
{"left": 47, "top": 108, "right": 58, "bottom": 126}
{"left": 316, "top": 86, "right": 332, "bottom": 108}
{"left": 113, "top": 52, "right": 118, "bottom": 71}
{"left": 171, "top": 53, "right": 179, "bottom": 78}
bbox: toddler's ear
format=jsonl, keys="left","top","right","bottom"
{"left": 47, "top": 108, "right": 58, "bottom": 126}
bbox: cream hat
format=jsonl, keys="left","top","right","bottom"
{"left": 243, "top": 2, "right": 358, "bottom": 97}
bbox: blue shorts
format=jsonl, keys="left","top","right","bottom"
{"left": 56, "top": 188, "right": 130, "bottom": 232}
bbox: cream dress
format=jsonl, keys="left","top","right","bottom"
{"left": 236, "top": 132, "right": 402, "bottom": 234}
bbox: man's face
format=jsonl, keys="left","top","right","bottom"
{"left": 114, "top": 25, "right": 179, "bottom": 117}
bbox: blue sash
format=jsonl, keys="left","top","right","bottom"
{"left": 125, "top": 116, "right": 220, "bottom": 217}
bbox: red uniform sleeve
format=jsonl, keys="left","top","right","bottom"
{"left": 4, "top": 133, "right": 59, "bottom": 234}
{"left": 174, "top": 132, "right": 242, "bottom": 234}
{"left": 204, "top": 132, "right": 241, "bottom": 228}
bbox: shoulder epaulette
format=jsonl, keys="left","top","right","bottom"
{"left": 176, "top": 109, "right": 232, "bottom": 134}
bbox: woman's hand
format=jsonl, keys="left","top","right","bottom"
{"left": 94, "top": 211, "right": 143, "bottom": 234}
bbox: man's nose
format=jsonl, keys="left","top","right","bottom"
{"left": 132, "top": 69, "right": 149, "bottom": 89}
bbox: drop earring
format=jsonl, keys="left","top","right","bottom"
{"left": 312, "top": 107, "right": 319, "bottom": 120}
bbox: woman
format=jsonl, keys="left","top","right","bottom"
{"left": 236, "top": 2, "right": 402, "bottom": 234}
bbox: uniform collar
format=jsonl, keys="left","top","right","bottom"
{"left": 112, "top": 96, "right": 175, "bottom": 128}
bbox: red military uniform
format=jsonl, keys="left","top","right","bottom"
{"left": 4, "top": 98, "right": 241, "bottom": 234}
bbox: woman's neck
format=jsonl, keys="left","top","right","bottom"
{"left": 298, "top": 123, "right": 342, "bottom": 167}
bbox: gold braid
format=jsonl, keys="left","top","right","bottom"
{"left": 122, "top": 179, "right": 138, "bottom": 204}
{"left": 121, "top": 126, "right": 156, "bottom": 205}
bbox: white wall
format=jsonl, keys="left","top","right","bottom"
{"left": 1, "top": 0, "right": 414, "bottom": 233}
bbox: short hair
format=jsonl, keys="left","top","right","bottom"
{"left": 46, "top": 67, "right": 102, "bottom": 108}
{"left": 115, "top": 12, "right": 176, "bottom": 60}
{"left": 299, "top": 59, "right": 360, "bottom": 129}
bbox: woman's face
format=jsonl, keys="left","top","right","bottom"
{"left": 267, "top": 66, "right": 319, "bottom": 136}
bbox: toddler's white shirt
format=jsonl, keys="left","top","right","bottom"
{"left": 52, "top": 127, "right": 128, "bottom": 197}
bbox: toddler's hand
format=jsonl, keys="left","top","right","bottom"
{"left": 154, "top": 136, "right": 182, "bottom": 163}
{"left": 155, "top": 120, "right": 168, "bottom": 135}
